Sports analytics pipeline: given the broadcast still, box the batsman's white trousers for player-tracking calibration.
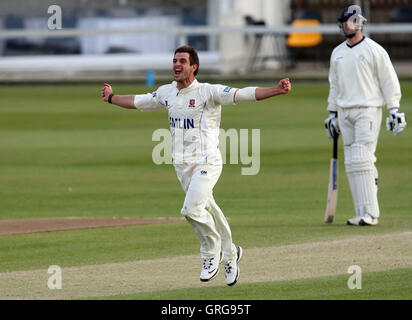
[174,151,237,264]
[338,107,382,218]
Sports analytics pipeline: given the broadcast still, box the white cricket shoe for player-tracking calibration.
[200,253,222,282]
[225,246,243,286]
[347,216,361,225]
[359,214,379,226]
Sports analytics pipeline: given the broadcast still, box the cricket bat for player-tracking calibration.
[324,135,338,223]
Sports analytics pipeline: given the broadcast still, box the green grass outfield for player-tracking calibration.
[0,81,411,300]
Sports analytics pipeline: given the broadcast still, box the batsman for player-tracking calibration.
[325,5,407,226]
[101,45,291,285]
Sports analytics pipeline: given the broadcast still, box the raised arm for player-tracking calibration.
[255,78,291,100]
[101,83,135,109]
[234,78,291,103]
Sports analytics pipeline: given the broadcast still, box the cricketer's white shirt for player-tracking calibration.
[327,37,401,112]
[133,79,237,164]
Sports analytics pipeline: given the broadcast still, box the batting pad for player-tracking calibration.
[345,144,380,218]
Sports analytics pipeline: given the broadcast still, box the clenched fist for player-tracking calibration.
[277,78,291,95]
[101,83,113,102]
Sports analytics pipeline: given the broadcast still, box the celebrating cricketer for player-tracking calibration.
[101,45,291,286]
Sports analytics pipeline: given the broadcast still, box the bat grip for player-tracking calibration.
[333,135,338,159]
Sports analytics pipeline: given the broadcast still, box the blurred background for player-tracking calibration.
[0,0,411,83]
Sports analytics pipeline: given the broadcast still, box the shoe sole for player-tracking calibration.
[227,246,242,286]
[236,246,243,263]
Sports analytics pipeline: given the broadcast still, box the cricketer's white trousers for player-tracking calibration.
[338,107,382,218]
[174,151,237,264]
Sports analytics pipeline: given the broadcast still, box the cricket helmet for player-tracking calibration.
[338,5,367,26]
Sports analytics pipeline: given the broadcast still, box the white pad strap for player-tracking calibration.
[347,144,374,173]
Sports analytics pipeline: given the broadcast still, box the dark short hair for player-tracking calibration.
[174,45,199,76]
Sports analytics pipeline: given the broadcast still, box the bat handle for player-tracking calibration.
[333,135,338,159]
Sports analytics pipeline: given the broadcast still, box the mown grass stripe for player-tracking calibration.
[0,231,410,300]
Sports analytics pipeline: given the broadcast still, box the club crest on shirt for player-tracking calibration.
[189,99,195,107]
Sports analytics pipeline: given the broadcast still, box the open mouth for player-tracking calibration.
[174,69,182,77]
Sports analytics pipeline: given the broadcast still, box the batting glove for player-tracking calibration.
[386,109,407,136]
[325,111,340,140]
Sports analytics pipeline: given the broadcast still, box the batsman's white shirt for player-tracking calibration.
[327,37,401,112]
[134,79,237,164]
[133,79,238,263]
